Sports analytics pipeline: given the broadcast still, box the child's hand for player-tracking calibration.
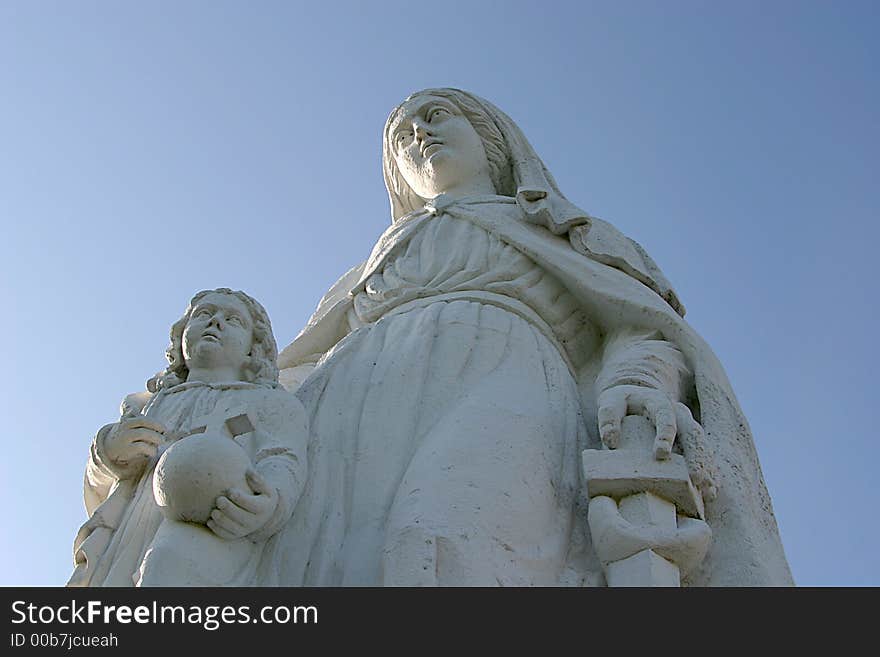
[207,469,279,541]
[104,417,166,478]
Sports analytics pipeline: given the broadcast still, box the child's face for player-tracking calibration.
[182,292,254,376]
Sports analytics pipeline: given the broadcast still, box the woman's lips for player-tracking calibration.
[423,142,443,157]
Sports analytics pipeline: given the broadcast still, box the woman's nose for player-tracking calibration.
[413,118,430,140]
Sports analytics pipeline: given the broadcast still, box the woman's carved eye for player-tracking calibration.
[428,108,449,122]
[396,131,412,147]
[228,315,243,326]
[195,310,211,319]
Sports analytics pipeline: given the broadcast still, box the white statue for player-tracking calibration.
[277,88,793,586]
[68,288,308,586]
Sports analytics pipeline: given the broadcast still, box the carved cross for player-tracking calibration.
[175,405,255,442]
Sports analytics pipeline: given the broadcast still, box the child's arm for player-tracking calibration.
[85,390,161,507]
[84,423,119,515]
[207,392,309,542]
[245,428,308,541]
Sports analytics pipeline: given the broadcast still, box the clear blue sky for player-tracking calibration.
[1,1,877,586]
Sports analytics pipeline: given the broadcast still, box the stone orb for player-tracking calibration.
[153,431,251,524]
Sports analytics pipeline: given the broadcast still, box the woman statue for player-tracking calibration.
[69,288,307,586]
[277,89,792,586]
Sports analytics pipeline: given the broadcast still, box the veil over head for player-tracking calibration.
[382,88,589,235]
[381,87,685,316]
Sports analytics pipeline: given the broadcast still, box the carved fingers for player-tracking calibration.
[207,502,250,541]
[674,402,719,502]
[104,418,167,477]
[597,385,677,459]
[587,495,712,577]
[244,469,274,497]
[119,417,166,436]
[597,387,627,449]
[207,469,279,541]
[597,387,719,501]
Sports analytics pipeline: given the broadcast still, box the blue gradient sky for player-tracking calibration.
[2,1,877,586]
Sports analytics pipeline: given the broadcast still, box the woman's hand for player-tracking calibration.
[103,417,166,479]
[598,384,677,459]
[587,495,712,576]
[208,469,279,541]
[597,384,718,501]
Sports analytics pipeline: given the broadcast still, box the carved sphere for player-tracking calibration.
[153,432,251,524]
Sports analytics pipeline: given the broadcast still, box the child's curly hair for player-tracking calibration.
[148,288,279,391]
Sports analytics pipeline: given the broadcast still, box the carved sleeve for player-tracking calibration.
[246,397,309,543]
[596,329,719,502]
[83,423,120,516]
[595,328,691,403]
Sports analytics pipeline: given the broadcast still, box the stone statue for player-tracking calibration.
[277,88,793,586]
[68,288,308,586]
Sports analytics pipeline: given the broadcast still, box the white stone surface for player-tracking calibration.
[68,88,793,586]
[275,88,793,586]
[582,450,705,520]
[68,289,308,587]
[583,415,705,520]
[153,430,252,524]
[606,549,680,587]
[584,415,711,585]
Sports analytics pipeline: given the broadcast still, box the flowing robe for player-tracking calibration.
[69,381,307,587]
[277,196,793,586]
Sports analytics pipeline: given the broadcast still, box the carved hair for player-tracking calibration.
[148,288,279,391]
[383,88,516,220]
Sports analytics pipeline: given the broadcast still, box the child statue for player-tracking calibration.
[68,288,307,586]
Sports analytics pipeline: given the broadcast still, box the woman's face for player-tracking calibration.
[388,95,492,199]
